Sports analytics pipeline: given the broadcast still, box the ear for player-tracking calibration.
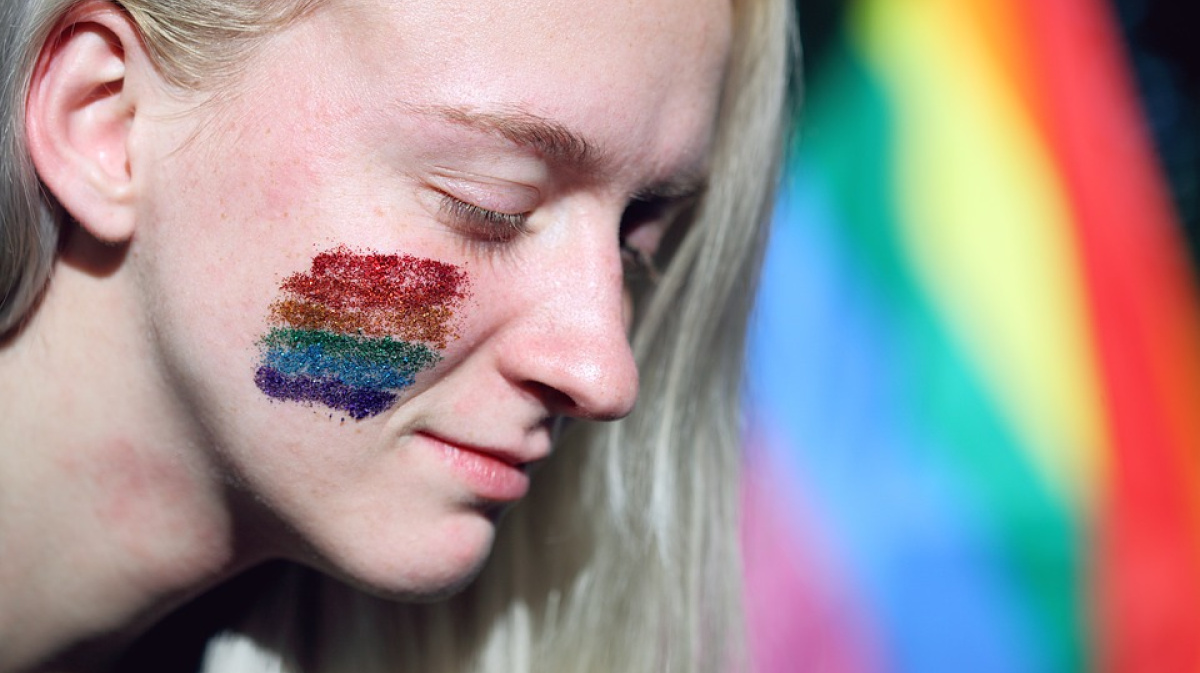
[25,2,154,243]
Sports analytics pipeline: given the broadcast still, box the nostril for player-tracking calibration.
[499,246,641,421]
[521,381,576,415]
[519,369,638,422]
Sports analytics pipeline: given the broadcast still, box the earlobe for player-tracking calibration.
[25,2,149,243]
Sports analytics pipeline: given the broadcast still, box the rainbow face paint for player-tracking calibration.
[254,246,469,419]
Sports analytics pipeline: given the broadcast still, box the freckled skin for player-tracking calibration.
[2,1,732,667]
[125,0,731,597]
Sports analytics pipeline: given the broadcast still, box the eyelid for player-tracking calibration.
[619,188,701,282]
[426,169,541,244]
[427,168,542,214]
[621,192,694,246]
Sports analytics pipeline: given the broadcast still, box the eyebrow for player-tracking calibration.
[417,105,602,171]
[414,104,709,201]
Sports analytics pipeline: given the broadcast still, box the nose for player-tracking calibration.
[495,230,640,421]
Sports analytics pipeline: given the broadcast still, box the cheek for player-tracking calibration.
[253,246,472,420]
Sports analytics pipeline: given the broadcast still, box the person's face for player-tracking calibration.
[133,0,731,596]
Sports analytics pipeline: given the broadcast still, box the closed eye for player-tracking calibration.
[619,193,695,281]
[437,194,531,243]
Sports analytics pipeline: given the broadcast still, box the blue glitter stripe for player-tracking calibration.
[261,344,420,390]
[254,366,397,420]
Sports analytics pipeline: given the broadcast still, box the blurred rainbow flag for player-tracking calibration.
[743,0,1200,671]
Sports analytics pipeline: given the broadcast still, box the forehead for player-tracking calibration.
[304,0,733,184]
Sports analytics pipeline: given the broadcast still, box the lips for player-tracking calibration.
[417,431,543,502]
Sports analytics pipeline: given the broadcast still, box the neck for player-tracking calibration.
[0,236,249,672]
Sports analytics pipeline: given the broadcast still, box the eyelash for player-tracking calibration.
[438,192,664,280]
[438,194,531,243]
[620,196,678,281]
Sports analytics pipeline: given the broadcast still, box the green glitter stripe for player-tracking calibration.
[259,327,442,369]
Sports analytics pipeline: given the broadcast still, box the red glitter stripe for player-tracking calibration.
[282,246,468,312]
[273,246,469,349]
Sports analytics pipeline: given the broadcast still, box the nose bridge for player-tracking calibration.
[508,219,639,421]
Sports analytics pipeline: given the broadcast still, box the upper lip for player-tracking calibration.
[416,430,551,467]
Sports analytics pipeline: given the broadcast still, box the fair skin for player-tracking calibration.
[0,0,731,670]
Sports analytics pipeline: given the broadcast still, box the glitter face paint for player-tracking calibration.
[254,246,469,419]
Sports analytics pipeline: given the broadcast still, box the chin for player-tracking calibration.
[315,511,500,603]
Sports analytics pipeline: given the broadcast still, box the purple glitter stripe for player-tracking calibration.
[254,366,397,420]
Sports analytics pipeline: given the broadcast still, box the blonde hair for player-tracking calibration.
[1,0,795,670]
[0,0,317,334]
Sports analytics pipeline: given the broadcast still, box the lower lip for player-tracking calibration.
[425,435,530,502]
